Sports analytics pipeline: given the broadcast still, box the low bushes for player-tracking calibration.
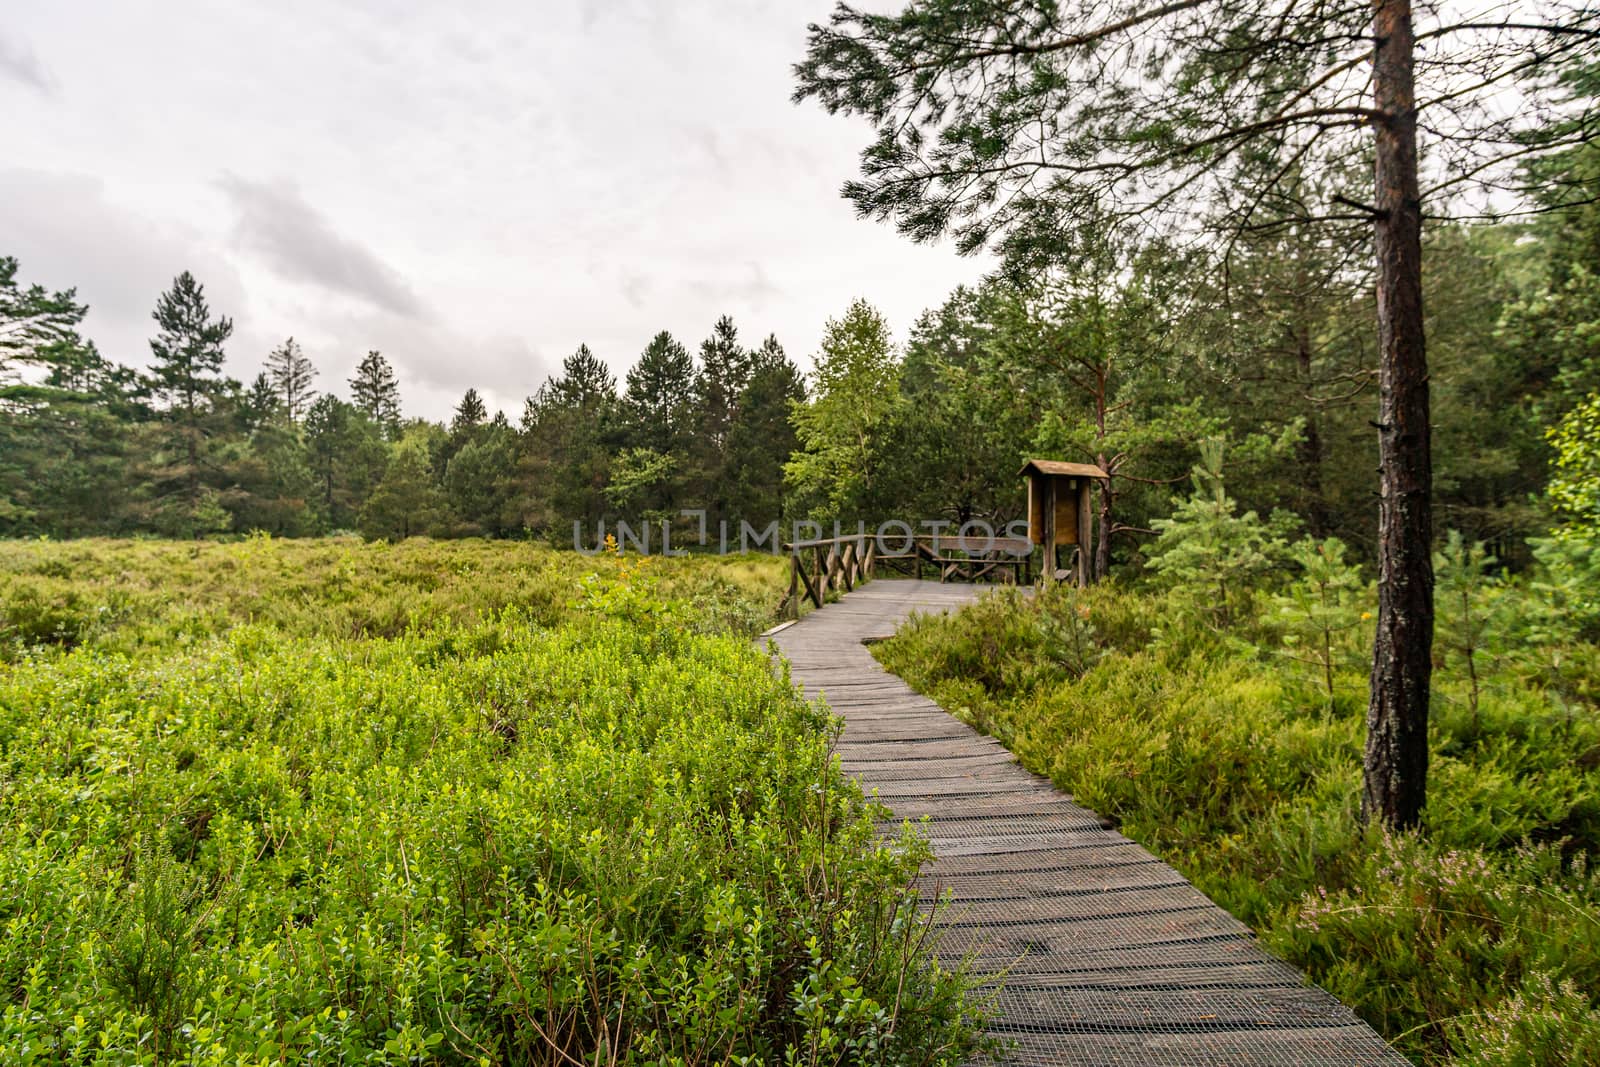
[875,571,1600,1065]
[0,537,788,658]
[0,540,987,1065]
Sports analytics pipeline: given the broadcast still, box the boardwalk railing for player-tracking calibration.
[781,533,1032,618]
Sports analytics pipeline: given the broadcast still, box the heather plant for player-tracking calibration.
[0,536,788,660]
[875,568,1600,1064]
[0,540,989,1064]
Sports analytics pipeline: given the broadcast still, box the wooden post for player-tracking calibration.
[1040,478,1057,586]
[787,551,800,619]
[1076,480,1093,587]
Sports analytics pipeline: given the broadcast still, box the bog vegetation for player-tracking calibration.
[5,4,1600,1064]
[875,445,1600,1065]
[0,539,989,1065]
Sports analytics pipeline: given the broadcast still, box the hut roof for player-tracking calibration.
[1018,458,1109,480]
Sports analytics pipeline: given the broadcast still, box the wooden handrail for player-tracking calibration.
[779,532,1031,619]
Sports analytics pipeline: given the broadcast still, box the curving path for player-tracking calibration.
[767,579,1409,1067]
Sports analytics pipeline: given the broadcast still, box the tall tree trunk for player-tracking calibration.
[1364,0,1433,830]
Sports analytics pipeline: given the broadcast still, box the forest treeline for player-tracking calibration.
[1,172,1596,563]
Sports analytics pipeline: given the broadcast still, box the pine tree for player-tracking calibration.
[794,0,1597,830]
[451,388,488,434]
[0,257,125,532]
[242,372,282,430]
[549,345,616,408]
[444,414,518,536]
[517,345,618,530]
[695,316,749,450]
[1146,439,1295,630]
[361,426,443,539]
[727,334,805,521]
[0,255,86,382]
[693,316,750,526]
[146,271,236,538]
[303,394,388,531]
[264,337,317,423]
[349,350,402,435]
[624,331,694,451]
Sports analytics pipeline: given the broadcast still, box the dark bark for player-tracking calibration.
[1094,462,1113,580]
[1364,0,1433,830]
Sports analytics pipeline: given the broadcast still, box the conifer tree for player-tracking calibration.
[624,331,695,451]
[146,271,236,537]
[264,337,317,423]
[518,345,618,530]
[795,0,1598,828]
[693,316,750,526]
[243,372,282,430]
[0,255,85,381]
[451,388,488,435]
[349,350,402,435]
[361,426,443,539]
[727,334,805,521]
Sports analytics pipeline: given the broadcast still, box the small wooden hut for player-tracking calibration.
[1019,459,1107,587]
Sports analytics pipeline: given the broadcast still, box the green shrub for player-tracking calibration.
[0,541,988,1064]
[876,570,1600,1065]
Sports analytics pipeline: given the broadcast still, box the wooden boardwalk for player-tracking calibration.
[769,580,1408,1067]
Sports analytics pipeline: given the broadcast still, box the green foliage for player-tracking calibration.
[1547,392,1600,535]
[1270,537,1369,712]
[1433,531,1507,731]
[264,336,317,422]
[0,538,791,660]
[1527,532,1600,644]
[349,349,403,437]
[1145,439,1295,628]
[0,542,987,1064]
[874,566,1600,1064]
[361,426,444,540]
[786,299,901,521]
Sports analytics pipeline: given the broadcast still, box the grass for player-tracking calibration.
[874,578,1600,1066]
[0,537,990,1065]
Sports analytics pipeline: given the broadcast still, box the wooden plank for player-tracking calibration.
[767,580,1405,1066]
[1000,1027,1404,1067]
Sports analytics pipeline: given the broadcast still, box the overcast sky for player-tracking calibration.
[2,1,989,420]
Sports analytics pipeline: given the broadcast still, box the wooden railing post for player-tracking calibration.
[787,550,800,619]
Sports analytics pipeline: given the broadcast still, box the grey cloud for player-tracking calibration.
[687,261,780,305]
[218,175,422,317]
[0,168,248,366]
[301,302,548,416]
[0,33,55,94]
[620,272,651,309]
